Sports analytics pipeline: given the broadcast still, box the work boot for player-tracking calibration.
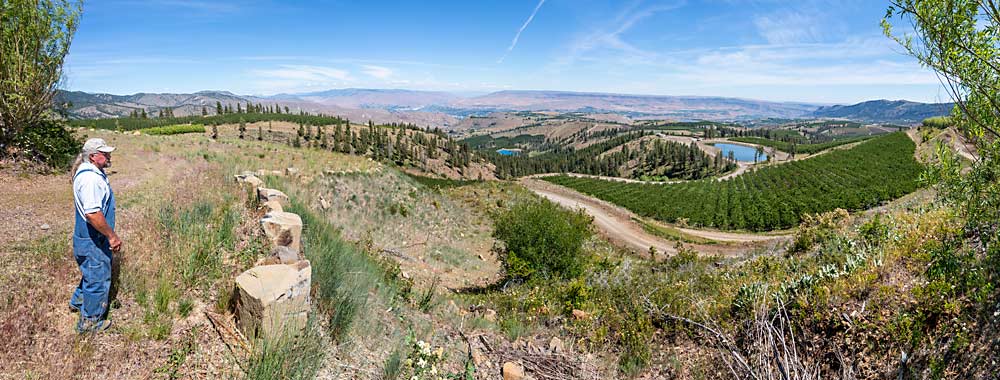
[76,319,112,334]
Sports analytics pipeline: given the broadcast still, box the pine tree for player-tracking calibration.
[202,106,208,116]
[141,109,147,118]
[216,101,223,115]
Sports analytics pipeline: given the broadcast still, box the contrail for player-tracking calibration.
[498,0,546,63]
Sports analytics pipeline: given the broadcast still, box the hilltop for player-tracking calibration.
[810,99,953,123]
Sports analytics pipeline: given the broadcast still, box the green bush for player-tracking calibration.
[11,119,79,169]
[922,116,952,129]
[493,199,592,279]
[139,124,205,135]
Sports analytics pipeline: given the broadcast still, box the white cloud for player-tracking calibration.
[251,65,351,82]
[361,65,393,79]
[498,0,547,63]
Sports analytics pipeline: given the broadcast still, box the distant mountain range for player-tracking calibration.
[56,88,953,126]
[810,99,953,123]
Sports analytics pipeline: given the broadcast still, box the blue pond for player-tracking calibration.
[497,149,521,156]
[712,143,767,162]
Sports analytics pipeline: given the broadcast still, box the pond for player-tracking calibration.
[497,148,521,156]
[712,143,767,162]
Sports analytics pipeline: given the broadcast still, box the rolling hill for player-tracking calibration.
[810,99,953,123]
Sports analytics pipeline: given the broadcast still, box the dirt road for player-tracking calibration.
[519,179,789,257]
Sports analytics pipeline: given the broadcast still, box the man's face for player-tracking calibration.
[90,151,111,168]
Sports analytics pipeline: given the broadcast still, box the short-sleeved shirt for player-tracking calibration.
[73,162,111,217]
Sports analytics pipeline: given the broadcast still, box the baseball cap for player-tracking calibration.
[83,138,116,153]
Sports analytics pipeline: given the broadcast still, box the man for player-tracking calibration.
[69,138,122,333]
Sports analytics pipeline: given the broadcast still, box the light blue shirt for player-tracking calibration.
[73,162,111,217]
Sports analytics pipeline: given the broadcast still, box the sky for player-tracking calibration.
[64,0,950,104]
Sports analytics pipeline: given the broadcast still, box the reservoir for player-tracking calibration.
[497,148,521,156]
[712,143,767,162]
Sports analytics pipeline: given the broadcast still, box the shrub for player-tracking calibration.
[922,116,952,129]
[139,124,205,135]
[10,119,79,169]
[493,199,592,280]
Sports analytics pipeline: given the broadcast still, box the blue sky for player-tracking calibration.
[64,0,949,104]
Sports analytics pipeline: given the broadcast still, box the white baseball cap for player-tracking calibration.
[83,138,116,153]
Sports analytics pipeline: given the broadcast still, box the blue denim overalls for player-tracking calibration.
[69,167,116,324]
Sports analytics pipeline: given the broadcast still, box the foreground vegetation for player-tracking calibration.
[544,133,923,231]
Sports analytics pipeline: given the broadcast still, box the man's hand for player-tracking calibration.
[84,211,121,252]
[109,233,123,253]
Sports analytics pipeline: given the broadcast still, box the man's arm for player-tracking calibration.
[84,211,122,252]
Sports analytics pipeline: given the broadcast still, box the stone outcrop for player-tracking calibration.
[263,199,283,213]
[234,260,311,340]
[258,187,289,205]
[233,169,313,341]
[260,211,302,253]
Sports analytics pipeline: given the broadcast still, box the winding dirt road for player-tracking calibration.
[519,179,789,258]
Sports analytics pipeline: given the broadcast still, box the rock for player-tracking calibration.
[319,197,330,210]
[258,188,289,205]
[273,246,302,264]
[234,261,311,340]
[285,167,300,176]
[244,176,264,188]
[401,271,411,280]
[502,362,525,380]
[263,199,284,213]
[471,348,487,366]
[571,309,589,320]
[477,254,485,261]
[548,336,564,353]
[40,223,50,231]
[483,308,497,322]
[260,211,302,253]
[131,131,141,135]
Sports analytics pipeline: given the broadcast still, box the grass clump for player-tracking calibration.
[243,324,325,380]
[284,198,409,342]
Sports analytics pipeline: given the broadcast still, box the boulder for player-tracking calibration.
[548,336,564,353]
[571,309,589,320]
[244,176,264,188]
[258,188,289,205]
[260,211,302,253]
[502,362,525,380]
[319,197,330,210]
[483,308,497,322]
[254,246,304,266]
[235,261,311,339]
[285,167,300,176]
[263,199,284,213]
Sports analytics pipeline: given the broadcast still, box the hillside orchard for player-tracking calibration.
[543,133,923,231]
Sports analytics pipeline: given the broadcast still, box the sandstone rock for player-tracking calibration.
[484,308,497,322]
[273,246,302,264]
[235,261,311,340]
[572,309,589,320]
[548,336,564,353]
[40,223,50,231]
[260,211,302,253]
[285,167,300,176]
[258,188,289,205]
[244,176,264,188]
[319,197,330,210]
[263,199,283,213]
[502,362,525,380]
[471,348,487,366]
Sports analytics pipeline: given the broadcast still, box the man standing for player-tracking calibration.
[69,138,122,333]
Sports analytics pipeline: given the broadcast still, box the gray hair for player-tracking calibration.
[69,147,99,179]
